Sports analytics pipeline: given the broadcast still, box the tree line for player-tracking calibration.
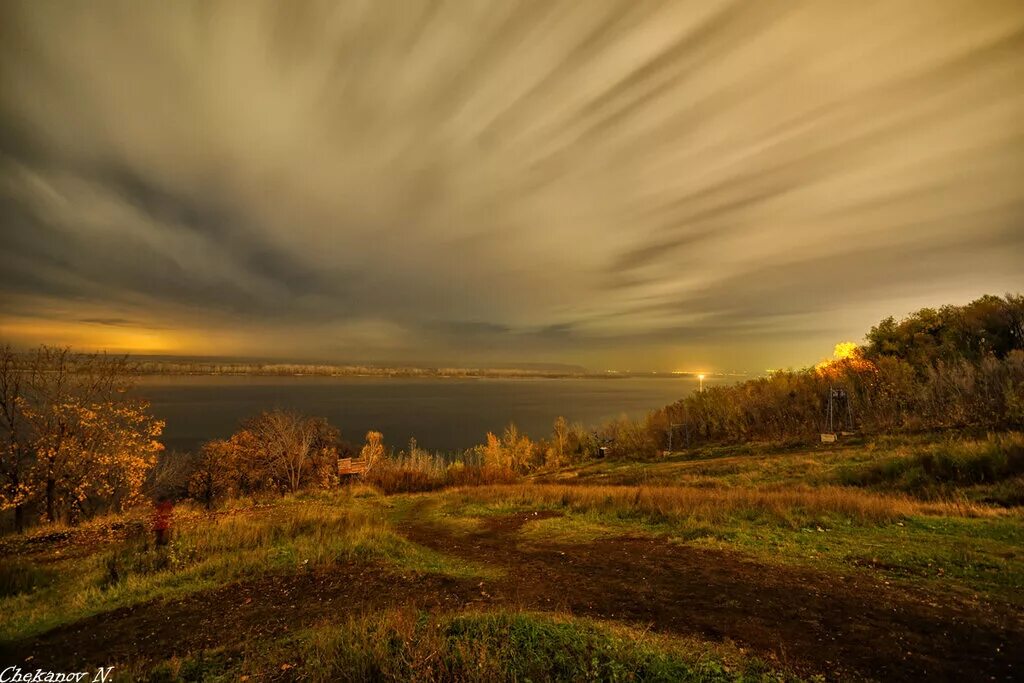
[649,294,1024,449]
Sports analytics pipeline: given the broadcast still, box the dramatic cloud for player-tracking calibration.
[1,1,1022,371]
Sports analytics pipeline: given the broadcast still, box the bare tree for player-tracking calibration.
[242,410,339,493]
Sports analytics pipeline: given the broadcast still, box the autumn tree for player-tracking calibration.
[478,431,506,469]
[0,345,164,526]
[501,423,536,473]
[545,416,570,469]
[187,438,240,509]
[236,410,340,494]
[59,398,164,521]
[360,430,386,472]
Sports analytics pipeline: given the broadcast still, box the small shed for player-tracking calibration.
[338,457,368,478]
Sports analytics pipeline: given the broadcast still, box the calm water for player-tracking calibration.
[134,375,708,453]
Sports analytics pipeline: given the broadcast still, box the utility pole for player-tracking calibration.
[668,422,687,452]
[828,386,834,433]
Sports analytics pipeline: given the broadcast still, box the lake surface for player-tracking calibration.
[134,375,709,453]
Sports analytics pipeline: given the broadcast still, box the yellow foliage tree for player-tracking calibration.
[1,346,165,525]
[480,431,506,469]
[501,423,535,473]
[360,430,386,473]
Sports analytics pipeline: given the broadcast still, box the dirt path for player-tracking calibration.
[398,508,1024,681]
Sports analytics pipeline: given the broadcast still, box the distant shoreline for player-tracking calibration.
[130,361,726,380]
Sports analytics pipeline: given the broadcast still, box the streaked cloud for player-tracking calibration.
[1,1,1022,370]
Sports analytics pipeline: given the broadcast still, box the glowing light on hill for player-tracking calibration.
[832,342,859,361]
[815,341,876,377]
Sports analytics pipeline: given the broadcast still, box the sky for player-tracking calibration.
[1,1,1022,373]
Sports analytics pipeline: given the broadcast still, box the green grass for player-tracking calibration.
[684,514,1024,605]
[381,440,1024,606]
[0,491,494,643]
[837,433,1024,503]
[139,610,801,682]
[542,433,1024,499]
[518,513,648,544]
[412,483,1024,607]
[0,558,55,598]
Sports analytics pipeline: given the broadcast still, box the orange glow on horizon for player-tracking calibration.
[0,317,185,354]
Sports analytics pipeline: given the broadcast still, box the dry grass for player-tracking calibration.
[445,483,1002,527]
[365,454,517,494]
[0,491,495,643]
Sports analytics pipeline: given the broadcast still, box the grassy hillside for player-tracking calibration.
[540,433,1024,503]
[2,435,1023,681]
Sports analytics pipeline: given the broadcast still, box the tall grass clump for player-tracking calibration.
[0,558,53,597]
[838,433,1024,500]
[365,451,448,493]
[365,453,517,494]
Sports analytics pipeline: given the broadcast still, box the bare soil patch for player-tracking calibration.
[1,562,480,670]
[400,509,1024,681]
